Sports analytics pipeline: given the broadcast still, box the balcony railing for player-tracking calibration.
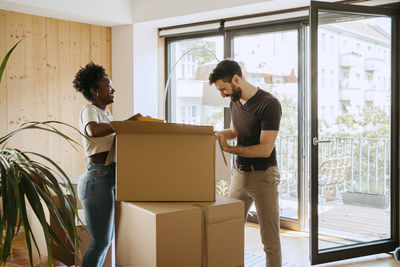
[276,135,390,197]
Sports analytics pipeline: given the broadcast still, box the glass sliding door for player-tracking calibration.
[310,1,398,264]
[230,25,302,229]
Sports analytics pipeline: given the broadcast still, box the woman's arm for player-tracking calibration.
[86,113,142,137]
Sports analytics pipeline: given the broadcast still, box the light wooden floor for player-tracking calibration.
[280,198,390,244]
[245,223,398,267]
[6,224,399,266]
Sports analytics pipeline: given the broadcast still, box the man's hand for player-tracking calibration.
[216,132,230,152]
[127,113,142,121]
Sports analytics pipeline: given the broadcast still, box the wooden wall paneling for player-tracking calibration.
[57,20,72,173]
[32,15,48,157]
[22,12,34,150]
[102,27,113,113]
[102,27,111,77]
[70,21,86,176]
[0,10,112,177]
[5,11,32,149]
[90,25,101,67]
[0,10,7,137]
[75,23,91,175]
[45,17,60,168]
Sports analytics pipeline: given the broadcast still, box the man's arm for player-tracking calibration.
[217,121,238,141]
[217,130,278,158]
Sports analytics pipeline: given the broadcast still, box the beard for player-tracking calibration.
[230,84,242,102]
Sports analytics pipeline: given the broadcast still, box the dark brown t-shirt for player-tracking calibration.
[231,88,282,168]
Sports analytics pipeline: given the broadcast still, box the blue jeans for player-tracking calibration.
[78,163,115,267]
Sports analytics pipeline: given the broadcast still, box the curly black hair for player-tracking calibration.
[209,59,242,85]
[73,62,106,101]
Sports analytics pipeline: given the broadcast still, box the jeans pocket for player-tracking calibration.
[264,166,280,185]
[77,178,88,201]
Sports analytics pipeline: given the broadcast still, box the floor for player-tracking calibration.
[279,198,390,244]
[5,224,399,266]
[245,223,398,267]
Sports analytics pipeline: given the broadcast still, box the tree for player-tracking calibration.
[178,40,218,65]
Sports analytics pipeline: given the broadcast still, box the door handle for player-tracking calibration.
[313,137,331,146]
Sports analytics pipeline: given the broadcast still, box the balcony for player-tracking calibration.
[277,135,391,243]
[339,52,363,67]
[339,88,359,101]
[364,89,388,103]
[364,58,384,71]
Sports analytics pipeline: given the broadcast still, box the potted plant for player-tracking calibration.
[0,40,80,266]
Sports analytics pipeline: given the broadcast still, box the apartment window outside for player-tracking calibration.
[167,36,224,130]
[330,35,334,53]
[232,29,299,221]
[321,68,326,88]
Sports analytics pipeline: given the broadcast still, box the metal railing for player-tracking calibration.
[276,135,390,196]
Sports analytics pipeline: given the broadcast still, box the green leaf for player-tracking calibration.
[0,39,22,84]
[0,37,82,266]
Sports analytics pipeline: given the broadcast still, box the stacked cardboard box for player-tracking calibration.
[115,197,244,267]
[111,121,216,202]
[115,202,202,267]
[192,196,244,267]
[112,121,245,267]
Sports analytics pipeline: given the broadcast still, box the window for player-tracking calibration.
[167,36,225,130]
[341,100,351,113]
[321,68,326,88]
[366,71,373,82]
[164,13,395,259]
[342,68,349,79]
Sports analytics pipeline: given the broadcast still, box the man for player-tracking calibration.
[209,59,282,267]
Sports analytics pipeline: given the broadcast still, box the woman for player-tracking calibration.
[73,62,138,267]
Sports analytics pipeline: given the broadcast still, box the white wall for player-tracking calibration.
[132,23,160,118]
[0,0,133,26]
[112,25,134,120]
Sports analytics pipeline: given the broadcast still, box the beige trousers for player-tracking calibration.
[229,165,282,267]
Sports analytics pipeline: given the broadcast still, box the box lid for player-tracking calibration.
[124,202,201,215]
[191,196,244,224]
[110,121,213,135]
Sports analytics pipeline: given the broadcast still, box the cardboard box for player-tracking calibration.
[115,201,202,267]
[111,121,215,201]
[74,225,113,267]
[191,196,245,267]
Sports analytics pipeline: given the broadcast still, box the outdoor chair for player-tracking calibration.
[318,157,351,216]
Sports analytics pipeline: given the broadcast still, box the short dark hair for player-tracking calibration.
[209,59,242,85]
[73,62,106,101]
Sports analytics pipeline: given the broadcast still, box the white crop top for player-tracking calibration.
[79,104,115,157]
